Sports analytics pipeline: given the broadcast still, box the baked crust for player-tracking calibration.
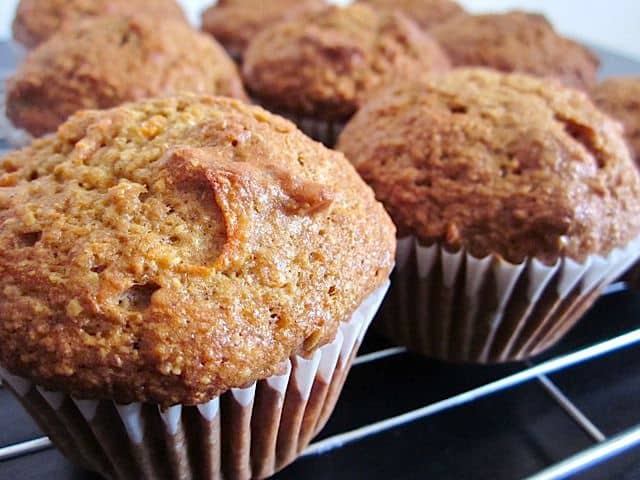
[591,77,640,166]
[431,11,599,90]
[12,0,186,49]
[242,4,450,121]
[7,16,247,138]
[359,0,465,30]
[0,95,395,406]
[201,0,328,60]
[338,69,640,264]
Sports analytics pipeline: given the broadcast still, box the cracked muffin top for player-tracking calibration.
[201,0,328,61]
[591,77,640,166]
[12,0,186,48]
[359,0,465,30]
[6,16,247,138]
[242,4,451,121]
[337,69,640,265]
[431,11,599,90]
[0,95,395,406]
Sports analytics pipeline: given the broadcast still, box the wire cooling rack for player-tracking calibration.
[1,46,640,480]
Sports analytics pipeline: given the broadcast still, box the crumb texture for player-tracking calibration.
[338,69,640,264]
[242,4,450,120]
[12,0,186,48]
[431,11,599,90]
[0,95,395,406]
[592,77,640,166]
[201,0,328,60]
[7,16,246,137]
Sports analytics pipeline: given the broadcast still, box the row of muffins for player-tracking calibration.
[2,1,640,479]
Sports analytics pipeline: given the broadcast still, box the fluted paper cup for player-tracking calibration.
[0,282,389,480]
[378,237,640,363]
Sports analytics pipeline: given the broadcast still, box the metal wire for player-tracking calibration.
[303,328,640,457]
[526,424,640,480]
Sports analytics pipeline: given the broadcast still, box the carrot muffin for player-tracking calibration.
[242,3,451,146]
[431,11,599,90]
[591,77,640,165]
[12,0,186,49]
[5,16,246,139]
[359,0,466,30]
[201,0,328,62]
[0,94,395,479]
[338,68,640,363]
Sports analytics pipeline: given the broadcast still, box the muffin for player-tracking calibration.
[201,0,328,62]
[338,68,640,363]
[12,0,186,49]
[4,16,246,142]
[359,0,465,30]
[242,4,451,146]
[431,11,599,90]
[591,77,640,165]
[0,94,395,479]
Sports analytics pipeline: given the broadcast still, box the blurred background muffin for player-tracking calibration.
[12,0,186,49]
[338,68,640,363]
[242,3,450,146]
[358,0,466,30]
[201,0,328,62]
[5,15,246,139]
[591,77,640,166]
[431,11,599,90]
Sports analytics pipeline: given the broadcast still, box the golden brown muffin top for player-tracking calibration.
[201,0,328,61]
[0,95,395,406]
[338,69,640,265]
[242,4,451,121]
[431,11,599,90]
[6,16,246,138]
[12,0,186,49]
[591,77,640,166]
[359,0,465,30]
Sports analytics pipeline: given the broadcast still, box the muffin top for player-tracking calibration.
[12,0,186,49]
[242,4,451,121]
[7,16,246,138]
[338,69,640,265]
[431,11,599,90]
[591,77,640,165]
[359,0,465,30]
[0,95,395,406]
[201,0,328,61]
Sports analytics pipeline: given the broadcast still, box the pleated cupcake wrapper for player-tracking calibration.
[0,281,388,480]
[378,237,640,363]
[280,113,344,148]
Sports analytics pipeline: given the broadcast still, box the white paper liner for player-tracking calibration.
[0,281,388,480]
[378,236,640,363]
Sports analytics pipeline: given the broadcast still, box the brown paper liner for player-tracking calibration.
[0,282,388,480]
[377,238,640,364]
[270,111,344,148]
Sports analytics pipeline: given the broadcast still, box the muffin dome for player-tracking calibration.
[6,16,246,138]
[592,77,640,165]
[201,0,328,61]
[338,69,640,265]
[431,11,599,90]
[242,4,451,122]
[359,0,465,30]
[0,95,395,406]
[12,0,186,48]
